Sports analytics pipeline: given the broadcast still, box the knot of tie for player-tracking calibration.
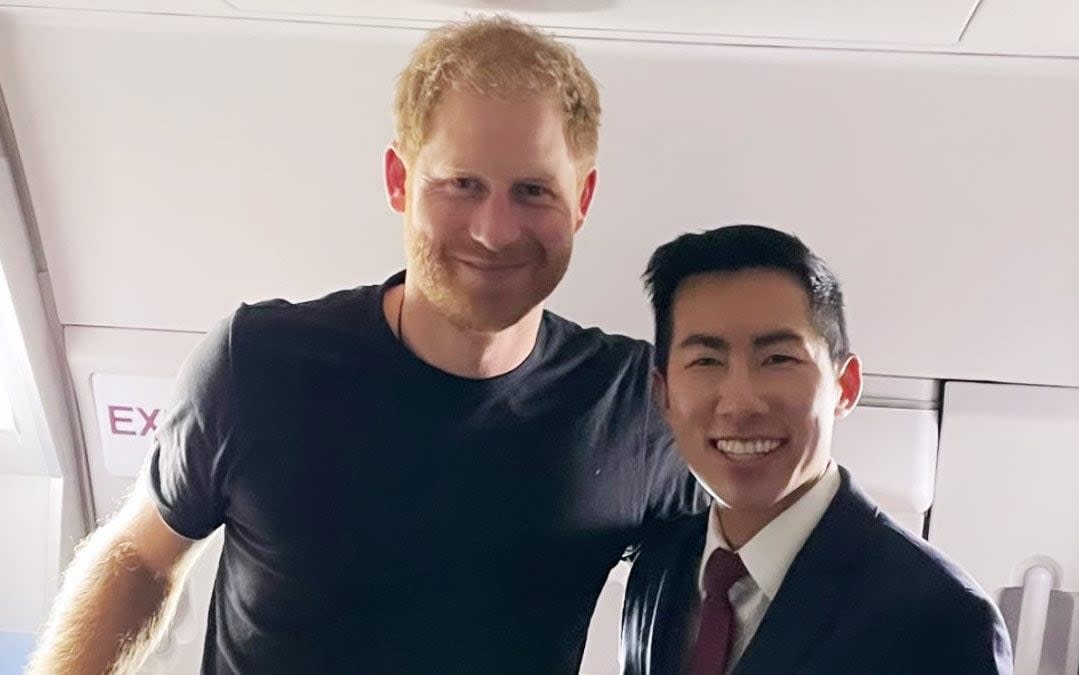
[702,548,748,599]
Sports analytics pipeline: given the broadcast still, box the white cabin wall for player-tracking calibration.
[0,9,1075,389]
[0,474,53,634]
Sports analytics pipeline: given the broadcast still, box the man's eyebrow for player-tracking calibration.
[677,334,729,351]
[676,331,807,350]
[753,330,805,348]
[427,165,478,176]
[517,174,557,184]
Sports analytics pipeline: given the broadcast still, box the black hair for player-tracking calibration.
[643,224,850,373]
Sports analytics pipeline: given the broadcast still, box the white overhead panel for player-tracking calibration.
[227,0,984,46]
[0,0,227,11]
[5,0,1079,57]
[960,0,1079,56]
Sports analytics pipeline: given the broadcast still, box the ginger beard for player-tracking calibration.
[402,197,574,333]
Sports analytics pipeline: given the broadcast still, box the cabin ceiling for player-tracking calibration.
[224,0,983,46]
[0,0,1078,56]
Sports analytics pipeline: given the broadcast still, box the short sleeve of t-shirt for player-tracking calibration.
[638,345,710,525]
[147,312,242,540]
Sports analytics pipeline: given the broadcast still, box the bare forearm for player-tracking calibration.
[26,535,177,675]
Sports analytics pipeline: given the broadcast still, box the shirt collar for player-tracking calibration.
[700,461,841,601]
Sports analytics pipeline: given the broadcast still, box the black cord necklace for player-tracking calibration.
[396,292,405,344]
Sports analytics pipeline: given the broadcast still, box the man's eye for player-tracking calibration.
[453,178,479,191]
[514,183,549,199]
[689,357,723,368]
[763,354,797,365]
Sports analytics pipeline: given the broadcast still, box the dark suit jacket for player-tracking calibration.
[621,466,1013,674]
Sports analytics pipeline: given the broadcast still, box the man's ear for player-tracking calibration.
[384,145,408,214]
[834,353,863,419]
[651,367,670,411]
[573,167,598,233]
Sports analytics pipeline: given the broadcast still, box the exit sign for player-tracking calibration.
[91,373,174,478]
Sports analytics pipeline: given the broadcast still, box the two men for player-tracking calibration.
[29,15,1012,675]
[30,17,700,675]
[622,225,1013,674]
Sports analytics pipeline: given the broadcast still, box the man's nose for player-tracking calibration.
[470,192,523,252]
[714,364,769,418]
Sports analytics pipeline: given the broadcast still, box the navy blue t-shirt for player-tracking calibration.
[149,273,702,674]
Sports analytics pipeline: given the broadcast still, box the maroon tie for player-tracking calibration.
[687,548,748,675]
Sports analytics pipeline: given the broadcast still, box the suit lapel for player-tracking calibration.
[731,467,880,675]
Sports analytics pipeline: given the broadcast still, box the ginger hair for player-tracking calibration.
[393,15,601,169]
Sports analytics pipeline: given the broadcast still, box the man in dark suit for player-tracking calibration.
[621,225,1013,675]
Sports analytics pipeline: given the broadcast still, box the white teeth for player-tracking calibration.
[714,439,783,456]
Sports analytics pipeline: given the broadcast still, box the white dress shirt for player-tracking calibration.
[695,461,841,674]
